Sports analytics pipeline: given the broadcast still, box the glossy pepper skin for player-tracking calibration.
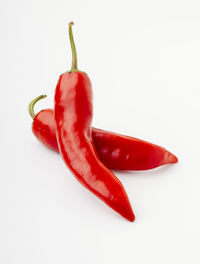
[30,102,178,170]
[53,23,135,221]
[54,71,134,221]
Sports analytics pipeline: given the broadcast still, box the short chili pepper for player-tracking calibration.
[29,96,178,170]
[53,22,135,221]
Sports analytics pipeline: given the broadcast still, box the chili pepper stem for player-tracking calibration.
[68,22,78,71]
[28,95,47,120]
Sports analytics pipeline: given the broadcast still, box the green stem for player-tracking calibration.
[28,94,47,119]
[68,22,78,71]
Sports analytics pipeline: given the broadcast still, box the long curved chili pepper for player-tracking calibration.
[29,96,178,170]
[53,22,135,221]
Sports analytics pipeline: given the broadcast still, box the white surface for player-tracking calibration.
[1,0,200,263]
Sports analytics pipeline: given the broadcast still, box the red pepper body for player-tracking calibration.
[54,72,135,221]
[93,129,178,170]
[32,110,178,170]
[32,109,59,152]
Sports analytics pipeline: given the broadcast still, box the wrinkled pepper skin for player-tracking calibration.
[54,71,135,221]
[32,109,178,170]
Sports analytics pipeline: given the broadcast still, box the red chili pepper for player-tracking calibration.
[29,96,178,170]
[53,22,135,221]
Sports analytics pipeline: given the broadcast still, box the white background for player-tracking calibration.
[1,0,200,263]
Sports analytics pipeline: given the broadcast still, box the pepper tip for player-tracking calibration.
[128,214,135,222]
[168,153,178,163]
